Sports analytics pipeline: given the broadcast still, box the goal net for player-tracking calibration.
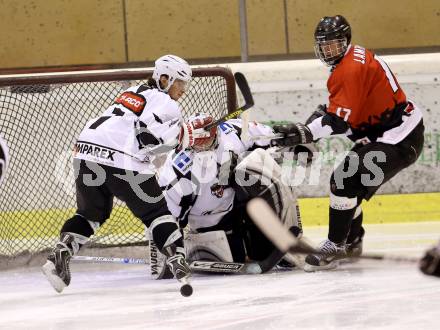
[0,67,237,261]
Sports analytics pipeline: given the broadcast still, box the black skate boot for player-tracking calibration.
[42,233,75,293]
[346,227,365,259]
[163,245,192,283]
[304,239,346,272]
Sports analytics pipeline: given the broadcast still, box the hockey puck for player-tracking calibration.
[180,284,193,297]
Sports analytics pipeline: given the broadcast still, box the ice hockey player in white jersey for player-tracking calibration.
[0,134,9,186]
[42,55,200,293]
[158,113,304,273]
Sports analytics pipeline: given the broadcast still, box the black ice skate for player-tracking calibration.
[42,233,75,293]
[164,246,192,283]
[304,239,346,272]
[346,227,365,259]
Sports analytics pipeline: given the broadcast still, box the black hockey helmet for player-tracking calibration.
[314,15,351,66]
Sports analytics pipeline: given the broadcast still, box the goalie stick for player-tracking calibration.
[246,198,420,264]
[204,72,254,130]
[71,256,263,274]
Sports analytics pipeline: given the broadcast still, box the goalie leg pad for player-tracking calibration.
[184,230,234,263]
[149,239,174,280]
[234,148,302,231]
[148,214,184,280]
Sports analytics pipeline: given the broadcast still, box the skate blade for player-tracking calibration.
[303,260,339,272]
[41,261,66,293]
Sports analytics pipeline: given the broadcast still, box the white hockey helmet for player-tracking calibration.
[153,55,192,92]
[187,113,217,152]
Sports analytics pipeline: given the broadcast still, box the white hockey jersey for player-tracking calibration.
[74,83,182,172]
[158,119,274,231]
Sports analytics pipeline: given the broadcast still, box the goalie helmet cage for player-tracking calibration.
[0,67,237,262]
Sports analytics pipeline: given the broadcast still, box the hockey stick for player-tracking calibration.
[204,72,254,130]
[246,133,284,142]
[71,256,263,274]
[72,256,148,264]
[246,198,420,264]
[72,256,192,296]
[189,260,263,274]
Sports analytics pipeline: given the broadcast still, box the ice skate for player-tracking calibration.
[346,227,365,259]
[42,233,75,293]
[166,248,192,283]
[304,239,346,272]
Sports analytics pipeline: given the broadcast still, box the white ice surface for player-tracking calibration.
[2,222,440,330]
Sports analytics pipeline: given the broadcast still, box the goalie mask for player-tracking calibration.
[314,15,351,66]
[187,113,218,152]
[0,135,9,186]
[153,54,192,93]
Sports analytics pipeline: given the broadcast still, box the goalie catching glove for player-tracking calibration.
[272,122,313,147]
[179,114,217,151]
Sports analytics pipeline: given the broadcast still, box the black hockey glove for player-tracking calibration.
[217,151,239,186]
[305,104,327,125]
[272,123,313,147]
[419,245,440,277]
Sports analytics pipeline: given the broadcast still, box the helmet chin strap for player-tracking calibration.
[157,77,175,93]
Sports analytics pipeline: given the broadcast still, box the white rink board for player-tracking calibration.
[1,222,440,330]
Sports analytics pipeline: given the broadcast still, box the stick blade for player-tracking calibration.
[234,72,254,109]
[246,198,297,253]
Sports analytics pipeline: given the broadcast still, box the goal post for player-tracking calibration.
[0,67,237,263]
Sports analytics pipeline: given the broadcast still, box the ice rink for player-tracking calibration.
[2,222,440,330]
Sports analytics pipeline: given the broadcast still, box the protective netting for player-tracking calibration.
[0,68,236,258]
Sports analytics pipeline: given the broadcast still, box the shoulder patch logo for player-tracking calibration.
[115,92,146,115]
[172,150,192,175]
[219,122,236,135]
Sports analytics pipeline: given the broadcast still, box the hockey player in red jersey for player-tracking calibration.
[273,15,425,271]
[42,55,204,293]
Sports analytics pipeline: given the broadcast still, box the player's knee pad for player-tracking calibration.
[234,148,302,231]
[330,167,366,201]
[149,214,182,251]
[139,202,171,227]
[61,214,95,238]
[184,230,236,263]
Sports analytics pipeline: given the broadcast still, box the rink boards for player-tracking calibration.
[1,191,439,242]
